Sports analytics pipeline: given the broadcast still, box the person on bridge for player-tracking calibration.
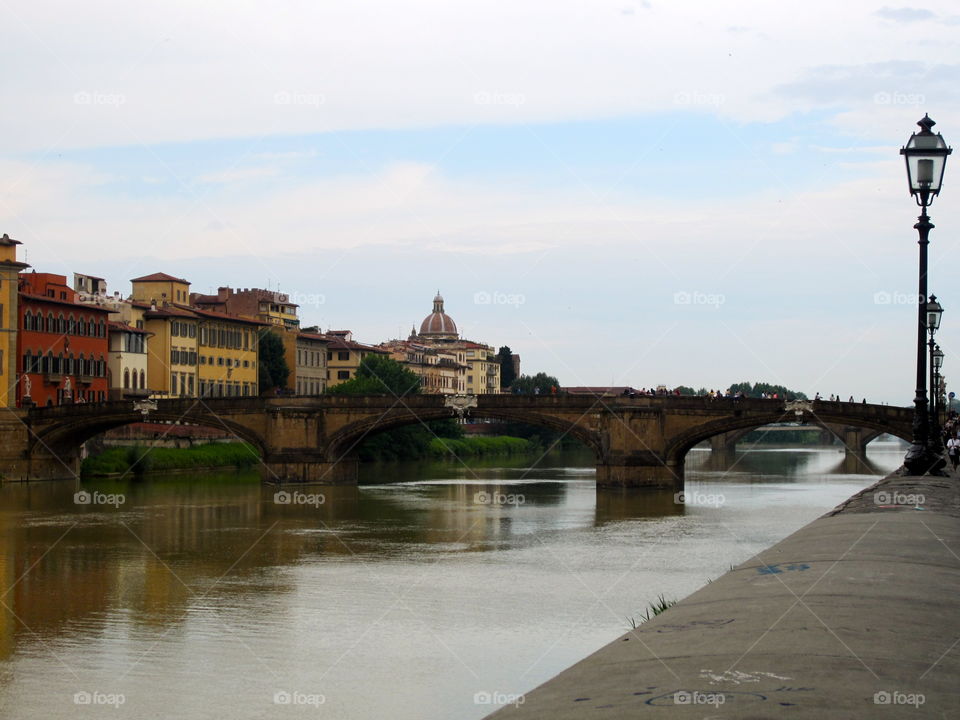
[947,435,960,471]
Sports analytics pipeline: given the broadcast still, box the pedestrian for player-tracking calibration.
[948,435,960,470]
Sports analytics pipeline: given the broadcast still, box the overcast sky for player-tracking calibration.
[3,0,960,402]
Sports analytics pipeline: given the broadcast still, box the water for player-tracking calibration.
[0,444,903,719]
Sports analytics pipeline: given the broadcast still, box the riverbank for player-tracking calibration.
[486,471,960,718]
[81,442,259,476]
[428,435,538,458]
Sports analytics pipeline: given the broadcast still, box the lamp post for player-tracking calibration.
[932,343,944,428]
[926,296,943,448]
[901,115,951,475]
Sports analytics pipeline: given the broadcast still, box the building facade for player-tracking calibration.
[463,341,501,395]
[0,235,28,407]
[324,330,389,388]
[194,307,261,398]
[17,272,111,406]
[192,287,299,331]
[107,322,150,400]
[295,331,328,395]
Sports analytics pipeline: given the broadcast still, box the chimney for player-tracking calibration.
[217,286,231,301]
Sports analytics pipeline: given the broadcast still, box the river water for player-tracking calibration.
[0,443,903,719]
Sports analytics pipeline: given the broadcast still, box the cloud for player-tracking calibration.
[874,6,937,22]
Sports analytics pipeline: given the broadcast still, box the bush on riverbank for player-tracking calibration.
[428,435,539,458]
[81,442,260,477]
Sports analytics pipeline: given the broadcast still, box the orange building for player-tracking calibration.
[17,272,111,406]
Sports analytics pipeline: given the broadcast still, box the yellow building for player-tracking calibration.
[0,234,29,407]
[194,307,262,397]
[134,301,199,398]
[463,341,501,395]
[130,273,261,399]
[324,330,389,388]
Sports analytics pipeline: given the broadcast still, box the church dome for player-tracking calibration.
[419,292,458,338]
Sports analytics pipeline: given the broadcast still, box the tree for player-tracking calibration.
[258,329,289,393]
[496,346,516,389]
[327,354,421,396]
[510,372,561,395]
[726,381,807,400]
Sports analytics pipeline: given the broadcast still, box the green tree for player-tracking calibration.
[510,372,561,395]
[726,381,807,400]
[496,346,516,389]
[327,354,422,396]
[258,329,289,393]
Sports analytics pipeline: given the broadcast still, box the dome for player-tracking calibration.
[418,292,458,338]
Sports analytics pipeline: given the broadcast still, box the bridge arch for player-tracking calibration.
[322,404,603,461]
[26,399,269,465]
[665,408,911,469]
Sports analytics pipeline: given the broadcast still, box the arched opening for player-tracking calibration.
[29,408,267,481]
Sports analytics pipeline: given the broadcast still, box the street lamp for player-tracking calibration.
[927,296,944,442]
[933,343,944,427]
[901,115,951,475]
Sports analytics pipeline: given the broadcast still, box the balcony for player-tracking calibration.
[43,372,63,384]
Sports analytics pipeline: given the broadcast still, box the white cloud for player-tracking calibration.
[2,0,960,151]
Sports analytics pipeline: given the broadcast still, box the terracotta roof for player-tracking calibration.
[297,332,330,343]
[19,292,112,313]
[108,321,149,334]
[130,272,190,284]
[189,305,266,326]
[323,334,388,353]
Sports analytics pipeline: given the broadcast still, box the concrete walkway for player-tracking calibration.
[486,473,960,718]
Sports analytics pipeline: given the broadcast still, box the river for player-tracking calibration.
[0,443,903,719]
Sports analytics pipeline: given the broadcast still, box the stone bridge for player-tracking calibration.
[0,395,913,488]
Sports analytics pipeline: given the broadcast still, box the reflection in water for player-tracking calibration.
[0,446,901,719]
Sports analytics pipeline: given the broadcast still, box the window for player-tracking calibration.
[68,315,76,335]
[171,373,177,394]
[170,349,177,365]
[338,351,349,361]
[124,369,130,389]
[23,311,32,330]
[217,357,224,366]
[140,370,145,389]
[201,327,208,345]
[188,324,196,338]
[188,351,196,365]
[172,321,179,337]
[200,356,206,365]
[188,375,194,396]
[337,370,350,380]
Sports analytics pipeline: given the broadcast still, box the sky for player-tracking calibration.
[2,0,960,404]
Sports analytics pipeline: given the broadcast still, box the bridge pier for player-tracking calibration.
[263,457,358,485]
[596,460,682,490]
